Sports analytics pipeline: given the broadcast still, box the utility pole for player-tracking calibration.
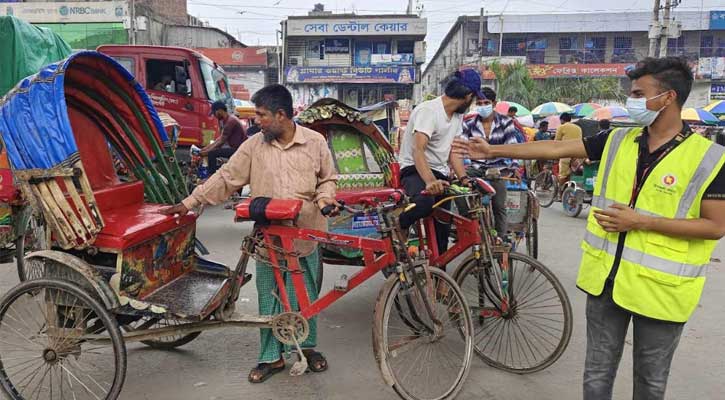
[648,0,661,57]
[129,0,136,45]
[658,0,673,57]
[478,8,485,59]
[406,0,414,14]
[498,15,504,58]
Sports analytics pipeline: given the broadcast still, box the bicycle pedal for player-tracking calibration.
[334,274,349,292]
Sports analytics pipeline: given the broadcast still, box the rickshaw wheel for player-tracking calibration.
[533,171,557,208]
[15,214,48,282]
[0,279,127,400]
[561,187,582,218]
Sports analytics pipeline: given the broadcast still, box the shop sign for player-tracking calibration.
[324,39,350,54]
[711,83,725,101]
[286,66,415,84]
[527,63,632,78]
[710,11,725,30]
[371,54,414,65]
[287,17,427,36]
[0,1,126,23]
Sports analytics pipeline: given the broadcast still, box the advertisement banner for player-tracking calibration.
[286,66,415,84]
[371,53,414,65]
[711,83,725,101]
[697,57,725,80]
[527,63,632,78]
[287,17,427,37]
[324,39,350,54]
[710,11,725,30]
[0,1,127,23]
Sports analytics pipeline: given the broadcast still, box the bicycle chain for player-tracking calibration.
[242,235,307,274]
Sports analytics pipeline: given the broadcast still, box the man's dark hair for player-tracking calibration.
[211,100,227,113]
[560,112,573,122]
[598,119,611,130]
[508,106,518,114]
[251,84,294,118]
[481,87,496,102]
[443,76,473,99]
[626,57,693,108]
[539,120,549,128]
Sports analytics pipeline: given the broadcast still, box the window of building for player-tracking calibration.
[526,38,547,64]
[558,36,579,63]
[372,40,391,54]
[667,36,685,56]
[306,40,324,60]
[501,37,526,56]
[612,36,635,63]
[700,35,713,58]
[396,40,415,54]
[325,39,350,54]
[145,59,191,95]
[584,37,606,63]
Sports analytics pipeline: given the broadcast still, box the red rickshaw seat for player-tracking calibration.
[235,198,303,222]
[93,181,196,249]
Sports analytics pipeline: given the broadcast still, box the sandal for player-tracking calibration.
[302,350,328,373]
[248,360,285,383]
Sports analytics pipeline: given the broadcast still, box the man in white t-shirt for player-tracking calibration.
[398,69,484,254]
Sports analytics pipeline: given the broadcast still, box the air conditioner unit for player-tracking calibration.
[289,57,301,66]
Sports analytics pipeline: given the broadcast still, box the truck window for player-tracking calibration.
[111,56,135,74]
[145,59,191,95]
[199,60,232,103]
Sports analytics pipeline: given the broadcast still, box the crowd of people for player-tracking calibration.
[159,55,725,400]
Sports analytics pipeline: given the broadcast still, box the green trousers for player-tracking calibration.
[256,249,320,363]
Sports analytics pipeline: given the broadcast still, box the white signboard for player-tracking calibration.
[0,1,127,23]
[287,17,427,37]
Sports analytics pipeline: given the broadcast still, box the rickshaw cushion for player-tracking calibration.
[335,187,398,205]
[94,181,145,212]
[235,198,303,222]
[94,203,196,249]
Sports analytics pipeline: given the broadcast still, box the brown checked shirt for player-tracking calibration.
[182,124,337,256]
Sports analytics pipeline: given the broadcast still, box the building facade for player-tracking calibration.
[420,11,725,107]
[282,12,427,108]
[0,1,244,50]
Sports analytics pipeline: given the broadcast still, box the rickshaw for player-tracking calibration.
[0,52,475,400]
[561,161,599,218]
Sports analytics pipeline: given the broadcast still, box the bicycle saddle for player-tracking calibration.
[471,177,497,195]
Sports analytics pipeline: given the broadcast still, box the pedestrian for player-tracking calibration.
[598,118,611,134]
[555,112,583,183]
[202,100,247,175]
[452,86,520,242]
[535,120,552,141]
[506,105,527,142]
[452,56,725,400]
[397,69,482,254]
[160,84,340,383]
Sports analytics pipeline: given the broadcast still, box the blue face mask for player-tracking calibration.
[476,104,493,118]
[625,92,668,126]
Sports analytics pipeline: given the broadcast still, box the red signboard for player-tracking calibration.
[194,47,268,67]
[459,63,631,80]
[527,63,631,78]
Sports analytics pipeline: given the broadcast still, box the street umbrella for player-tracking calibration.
[573,102,603,117]
[516,114,535,128]
[681,108,720,125]
[703,100,725,116]
[589,106,631,121]
[531,102,573,117]
[544,115,561,131]
[495,101,531,117]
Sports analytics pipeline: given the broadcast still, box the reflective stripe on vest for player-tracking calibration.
[583,231,708,278]
[675,143,725,218]
[595,128,630,200]
[591,195,663,218]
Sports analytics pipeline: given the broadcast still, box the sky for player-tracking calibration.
[187,0,721,61]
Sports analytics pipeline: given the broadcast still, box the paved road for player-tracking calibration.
[1,204,723,400]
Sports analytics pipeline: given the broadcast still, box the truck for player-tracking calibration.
[97,45,235,151]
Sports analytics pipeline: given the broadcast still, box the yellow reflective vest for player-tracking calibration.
[577,127,725,322]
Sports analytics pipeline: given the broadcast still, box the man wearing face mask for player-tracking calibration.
[397,69,482,254]
[451,86,522,242]
[453,57,725,399]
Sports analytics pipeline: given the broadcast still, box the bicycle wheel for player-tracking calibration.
[533,171,557,208]
[454,252,572,374]
[373,268,474,400]
[15,213,48,282]
[561,187,582,218]
[0,279,127,400]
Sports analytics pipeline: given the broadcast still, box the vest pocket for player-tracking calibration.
[638,232,689,287]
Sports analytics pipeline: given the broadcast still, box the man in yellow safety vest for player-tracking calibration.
[452,57,725,399]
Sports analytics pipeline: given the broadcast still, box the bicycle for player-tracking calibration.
[532,161,559,208]
[413,178,573,373]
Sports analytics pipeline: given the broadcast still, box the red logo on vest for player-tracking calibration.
[662,174,677,187]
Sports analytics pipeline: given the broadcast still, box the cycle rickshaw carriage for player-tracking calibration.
[0,52,482,400]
